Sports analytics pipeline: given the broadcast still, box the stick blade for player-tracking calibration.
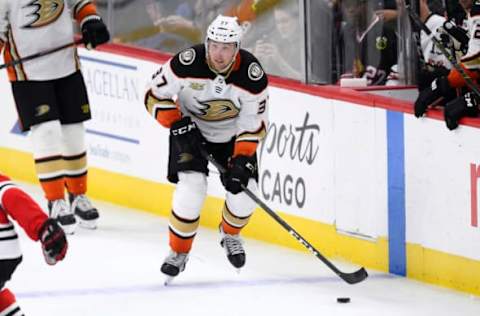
[340,267,368,284]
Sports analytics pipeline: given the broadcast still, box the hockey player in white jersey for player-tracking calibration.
[0,173,68,316]
[414,0,480,129]
[0,0,110,233]
[145,14,269,281]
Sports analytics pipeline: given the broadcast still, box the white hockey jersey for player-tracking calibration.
[0,0,95,81]
[421,13,450,69]
[461,13,480,70]
[146,45,269,146]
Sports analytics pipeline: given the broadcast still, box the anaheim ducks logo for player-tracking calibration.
[35,104,50,117]
[178,153,194,164]
[23,0,65,29]
[190,99,239,121]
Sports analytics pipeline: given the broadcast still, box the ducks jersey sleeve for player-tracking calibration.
[145,59,183,128]
[0,0,100,81]
[448,3,480,87]
[233,80,269,157]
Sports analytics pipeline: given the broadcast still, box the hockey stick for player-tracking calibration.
[406,5,480,98]
[198,147,368,284]
[0,38,84,71]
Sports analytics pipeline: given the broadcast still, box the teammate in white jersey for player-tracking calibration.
[0,173,68,316]
[145,15,269,281]
[414,0,480,129]
[0,0,110,234]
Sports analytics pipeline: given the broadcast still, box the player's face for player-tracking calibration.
[207,40,237,72]
[274,8,296,38]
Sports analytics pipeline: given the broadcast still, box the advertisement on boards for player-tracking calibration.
[79,49,169,182]
[405,117,480,260]
[257,87,336,223]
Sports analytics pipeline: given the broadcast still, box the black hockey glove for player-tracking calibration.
[170,116,205,171]
[39,218,68,265]
[82,16,110,49]
[170,116,203,147]
[417,65,450,92]
[414,76,453,118]
[224,155,256,194]
[440,20,469,55]
[444,92,479,130]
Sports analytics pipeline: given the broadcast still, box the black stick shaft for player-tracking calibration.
[0,39,84,70]
[407,6,480,98]
[201,149,368,284]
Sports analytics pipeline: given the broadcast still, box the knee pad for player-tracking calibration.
[172,172,207,219]
[226,179,257,217]
[29,120,62,158]
[61,123,86,156]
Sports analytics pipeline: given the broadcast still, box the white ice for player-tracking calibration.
[7,183,480,316]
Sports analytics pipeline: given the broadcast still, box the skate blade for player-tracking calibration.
[77,218,98,230]
[164,276,175,286]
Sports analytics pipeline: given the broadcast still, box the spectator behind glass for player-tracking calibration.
[153,0,234,42]
[338,0,398,85]
[135,0,236,53]
[250,1,303,80]
[123,0,196,53]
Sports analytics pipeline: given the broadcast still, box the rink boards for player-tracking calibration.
[0,44,479,295]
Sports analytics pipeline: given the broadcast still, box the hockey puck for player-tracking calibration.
[337,297,350,303]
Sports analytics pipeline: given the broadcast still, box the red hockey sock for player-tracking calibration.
[0,288,22,316]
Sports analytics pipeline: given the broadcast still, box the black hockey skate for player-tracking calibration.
[161,251,189,285]
[220,227,246,269]
[69,193,99,229]
[48,199,77,235]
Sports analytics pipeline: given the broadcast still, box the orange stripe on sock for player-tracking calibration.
[169,230,194,253]
[65,173,87,195]
[221,220,242,235]
[40,178,65,201]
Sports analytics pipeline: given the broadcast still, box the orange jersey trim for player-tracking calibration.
[233,141,258,157]
[156,108,182,128]
[75,3,98,23]
[447,65,480,89]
